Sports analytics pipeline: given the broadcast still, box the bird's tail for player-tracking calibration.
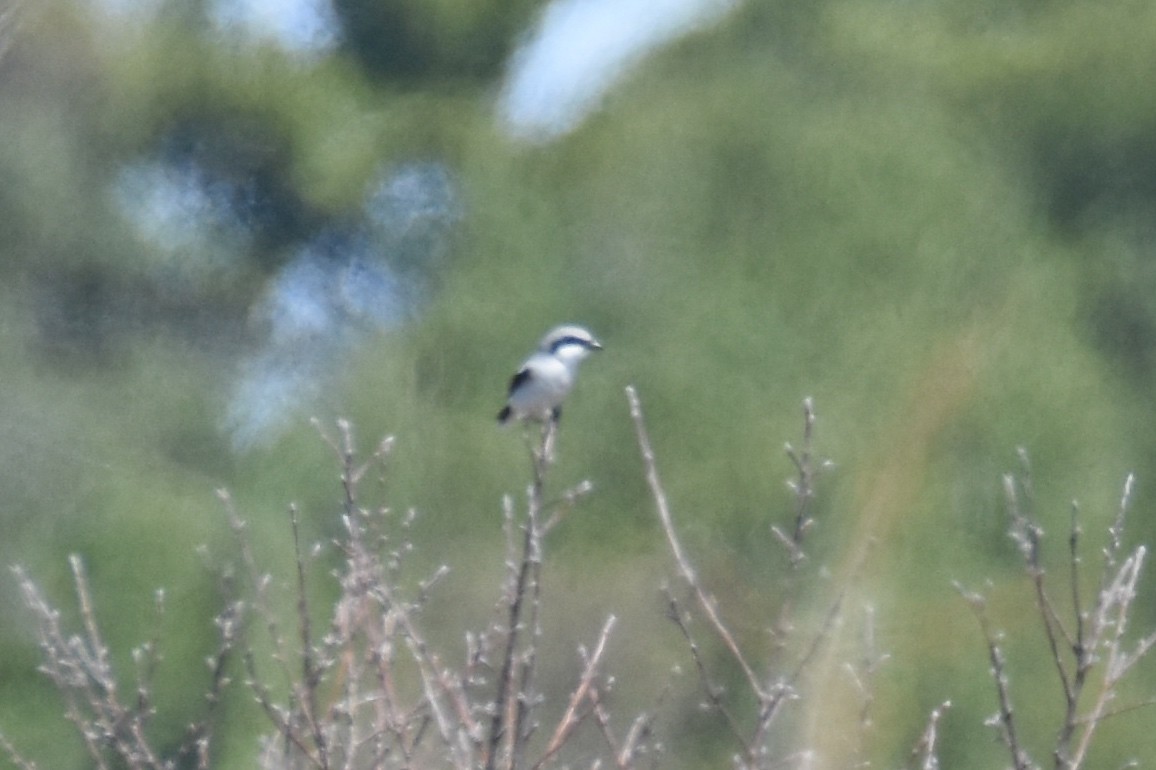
[496,405,512,424]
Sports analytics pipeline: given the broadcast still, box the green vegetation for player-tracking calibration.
[3,0,1156,767]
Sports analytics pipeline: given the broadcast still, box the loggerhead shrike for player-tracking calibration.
[497,324,603,424]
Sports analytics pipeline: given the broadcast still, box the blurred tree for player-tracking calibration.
[333,0,543,81]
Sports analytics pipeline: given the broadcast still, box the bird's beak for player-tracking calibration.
[590,340,604,351]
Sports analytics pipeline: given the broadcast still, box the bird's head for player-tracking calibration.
[539,324,603,364]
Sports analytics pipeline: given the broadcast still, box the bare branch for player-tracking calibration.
[533,616,617,769]
[626,386,765,701]
[907,700,951,770]
[782,397,822,566]
[954,582,1036,770]
[0,731,38,770]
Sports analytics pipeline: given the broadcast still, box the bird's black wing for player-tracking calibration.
[497,367,535,423]
[507,367,533,396]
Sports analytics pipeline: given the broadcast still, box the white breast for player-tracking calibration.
[509,354,574,418]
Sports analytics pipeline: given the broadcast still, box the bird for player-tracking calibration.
[497,324,603,425]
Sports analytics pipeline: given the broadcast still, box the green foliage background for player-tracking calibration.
[2,0,1156,767]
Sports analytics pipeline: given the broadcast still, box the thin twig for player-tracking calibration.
[626,386,765,701]
[781,397,819,566]
[907,700,951,770]
[0,731,38,770]
[290,503,329,770]
[662,587,750,748]
[533,615,617,769]
[954,582,1035,770]
[487,420,555,770]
